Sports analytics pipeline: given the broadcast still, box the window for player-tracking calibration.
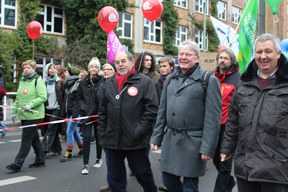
[117,12,133,39]
[232,6,241,24]
[0,0,17,28]
[217,1,226,21]
[36,4,64,35]
[174,25,187,47]
[195,0,209,14]
[144,18,162,43]
[174,0,187,8]
[195,30,208,51]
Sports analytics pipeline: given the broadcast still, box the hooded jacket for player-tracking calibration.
[44,63,65,112]
[221,54,288,184]
[214,64,241,125]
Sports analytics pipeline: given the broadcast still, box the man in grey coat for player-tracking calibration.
[150,39,222,192]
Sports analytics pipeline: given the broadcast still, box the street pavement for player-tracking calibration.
[0,125,238,192]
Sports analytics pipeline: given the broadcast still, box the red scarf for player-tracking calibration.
[115,67,136,93]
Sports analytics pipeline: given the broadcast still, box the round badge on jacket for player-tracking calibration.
[23,88,29,94]
[127,86,138,96]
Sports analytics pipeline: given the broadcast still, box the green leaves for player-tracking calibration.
[162,0,179,56]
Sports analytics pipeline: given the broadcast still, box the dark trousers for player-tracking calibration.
[82,124,102,165]
[14,119,45,168]
[162,171,199,192]
[213,125,234,192]
[106,147,157,192]
[42,109,62,153]
[237,177,288,192]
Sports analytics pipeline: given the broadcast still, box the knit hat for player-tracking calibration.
[103,63,116,74]
[88,57,101,69]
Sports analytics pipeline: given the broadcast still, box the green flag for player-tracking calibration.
[237,0,258,73]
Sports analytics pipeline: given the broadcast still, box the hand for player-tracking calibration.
[23,105,31,111]
[220,153,231,162]
[150,144,158,151]
[201,154,212,161]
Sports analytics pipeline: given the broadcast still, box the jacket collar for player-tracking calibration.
[241,53,288,83]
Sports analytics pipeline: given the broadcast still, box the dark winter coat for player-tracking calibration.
[98,72,158,150]
[74,75,103,119]
[63,75,79,117]
[221,54,288,184]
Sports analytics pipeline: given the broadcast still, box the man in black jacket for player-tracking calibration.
[221,33,288,192]
[98,50,158,192]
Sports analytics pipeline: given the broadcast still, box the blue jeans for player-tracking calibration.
[106,147,157,192]
[162,171,199,192]
[66,116,82,146]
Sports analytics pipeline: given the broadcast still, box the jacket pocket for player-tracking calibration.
[266,89,288,115]
[237,88,255,115]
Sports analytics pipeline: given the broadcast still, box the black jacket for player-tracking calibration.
[74,75,103,119]
[221,54,288,184]
[98,72,158,150]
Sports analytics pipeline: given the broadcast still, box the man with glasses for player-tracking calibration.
[98,50,158,192]
[150,39,222,191]
[212,48,240,192]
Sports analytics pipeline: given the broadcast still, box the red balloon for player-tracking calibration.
[217,45,227,52]
[26,21,42,40]
[142,0,163,21]
[98,6,119,33]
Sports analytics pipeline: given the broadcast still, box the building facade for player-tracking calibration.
[1,0,288,72]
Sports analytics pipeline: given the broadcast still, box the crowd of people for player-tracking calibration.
[4,32,288,192]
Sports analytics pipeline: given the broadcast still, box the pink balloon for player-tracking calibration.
[26,21,42,40]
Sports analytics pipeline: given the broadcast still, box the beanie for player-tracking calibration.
[88,57,101,70]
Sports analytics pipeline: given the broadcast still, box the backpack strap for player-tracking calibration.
[200,71,212,102]
[35,76,39,88]
[166,70,211,102]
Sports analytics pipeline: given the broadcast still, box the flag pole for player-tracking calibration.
[227,22,240,47]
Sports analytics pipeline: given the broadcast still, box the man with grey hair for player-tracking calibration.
[98,50,158,192]
[221,33,288,192]
[150,39,222,191]
[213,47,240,192]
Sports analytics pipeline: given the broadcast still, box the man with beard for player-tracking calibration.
[213,48,240,192]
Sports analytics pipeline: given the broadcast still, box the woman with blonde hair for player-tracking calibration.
[7,60,47,172]
[60,69,88,162]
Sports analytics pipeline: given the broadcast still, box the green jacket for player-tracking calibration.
[13,75,47,120]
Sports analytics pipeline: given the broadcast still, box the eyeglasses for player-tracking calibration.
[103,68,113,71]
[178,52,198,58]
[115,59,129,65]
